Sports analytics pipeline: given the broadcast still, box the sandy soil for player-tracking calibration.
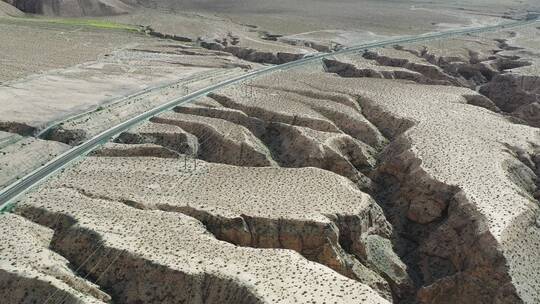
[14,185,390,303]
[1,2,540,303]
[0,37,254,191]
[97,1,533,60]
[0,213,109,303]
[130,0,521,35]
[7,47,540,301]
[0,18,150,82]
[0,42,251,134]
[243,66,540,302]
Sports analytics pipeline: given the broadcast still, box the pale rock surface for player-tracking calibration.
[209,86,387,149]
[251,69,540,303]
[116,121,199,156]
[263,122,377,190]
[40,156,408,299]
[0,213,109,303]
[16,186,391,304]
[152,112,277,167]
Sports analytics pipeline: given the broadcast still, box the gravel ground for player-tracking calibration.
[0,18,149,82]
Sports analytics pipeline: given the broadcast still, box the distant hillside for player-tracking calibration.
[0,0,23,16]
[2,0,538,22]
[2,0,133,16]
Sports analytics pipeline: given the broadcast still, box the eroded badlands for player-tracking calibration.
[1,12,540,304]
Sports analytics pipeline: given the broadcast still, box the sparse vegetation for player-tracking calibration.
[4,16,140,31]
[1,0,539,303]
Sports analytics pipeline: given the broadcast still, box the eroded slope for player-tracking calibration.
[249,69,540,303]
[3,22,540,304]
[338,26,540,129]
[0,213,110,303]
[13,185,389,304]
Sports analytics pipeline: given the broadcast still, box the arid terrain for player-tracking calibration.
[1,0,540,303]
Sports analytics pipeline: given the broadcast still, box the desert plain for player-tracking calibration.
[0,0,540,303]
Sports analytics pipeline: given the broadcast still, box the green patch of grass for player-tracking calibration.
[6,16,140,32]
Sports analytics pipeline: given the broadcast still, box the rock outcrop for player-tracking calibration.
[15,185,390,304]
[116,121,199,156]
[398,30,540,128]
[152,112,277,167]
[35,156,407,300]
[90,142,182,158]
[262,122,377,190]
[208,86,387,149]
[480,73,540,126]
[0,213,110,303]
[323,57,453,86]
[241,69,540,303]
[200,40,304,65]
[0,121,37,137]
